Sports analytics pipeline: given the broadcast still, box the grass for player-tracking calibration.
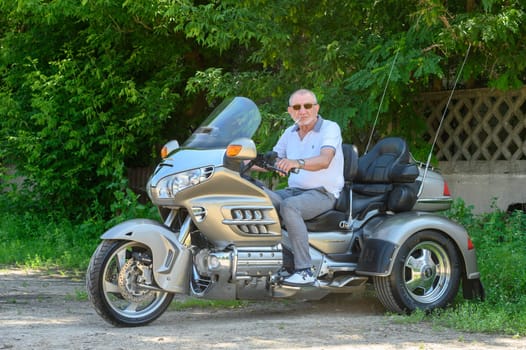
[65,289,89,302]
[1,196,525,336]
[169,297,249,311]
[0,209,102,272]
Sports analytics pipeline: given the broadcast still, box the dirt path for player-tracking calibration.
[0,268,524,350]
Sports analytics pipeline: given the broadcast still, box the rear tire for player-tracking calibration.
[86,240,174,326]
[373,230,461,314]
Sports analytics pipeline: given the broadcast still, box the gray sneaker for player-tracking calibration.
[282,268,315,286]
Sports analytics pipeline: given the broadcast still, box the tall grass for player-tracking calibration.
[0,189,158,272]
[0,208,103,271]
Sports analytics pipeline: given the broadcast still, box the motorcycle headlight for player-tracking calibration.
[150,166,214,200]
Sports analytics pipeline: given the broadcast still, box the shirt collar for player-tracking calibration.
[292,115,324,132]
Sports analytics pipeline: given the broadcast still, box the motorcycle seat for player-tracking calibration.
[305,137,419,232]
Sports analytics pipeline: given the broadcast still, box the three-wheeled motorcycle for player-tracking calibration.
[86,96,484,326]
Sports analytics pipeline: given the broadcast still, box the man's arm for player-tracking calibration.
[301,147,335,170]
[275,146,335,174]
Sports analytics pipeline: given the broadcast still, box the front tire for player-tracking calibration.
[86,240,174,327]
[373,230,461,314]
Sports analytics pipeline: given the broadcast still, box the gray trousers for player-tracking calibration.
[265,187,336,270]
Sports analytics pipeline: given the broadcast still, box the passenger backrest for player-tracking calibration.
[355,137,418,184]
[334,144,358,213]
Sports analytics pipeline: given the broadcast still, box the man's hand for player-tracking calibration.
[275,158,300,176]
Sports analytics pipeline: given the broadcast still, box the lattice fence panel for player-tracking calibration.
[418,87,526,161]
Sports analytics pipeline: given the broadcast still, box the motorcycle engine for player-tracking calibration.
[193,246,282,279]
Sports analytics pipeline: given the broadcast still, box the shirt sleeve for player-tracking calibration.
[321,122,342,150]
[272,127,291,158]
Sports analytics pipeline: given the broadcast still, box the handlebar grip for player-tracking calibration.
[289,168,299,174]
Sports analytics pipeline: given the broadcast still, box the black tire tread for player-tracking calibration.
[373,275,406,314]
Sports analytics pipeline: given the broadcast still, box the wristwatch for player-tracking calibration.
[297,159,305,169]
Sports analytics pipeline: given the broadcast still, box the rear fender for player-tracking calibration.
[101,219,192,293]
[357,211,481,281]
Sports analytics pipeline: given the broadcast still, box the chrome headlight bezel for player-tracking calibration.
[148,166,214,202]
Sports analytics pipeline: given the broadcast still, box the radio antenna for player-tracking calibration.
[418,43,472,196]
[365,49,400,154]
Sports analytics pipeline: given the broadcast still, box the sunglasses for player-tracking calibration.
[291,103,317,111]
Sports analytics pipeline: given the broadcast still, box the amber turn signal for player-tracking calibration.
[160,146,169,159]
[226,144,242,157]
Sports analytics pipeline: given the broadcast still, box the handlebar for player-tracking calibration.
[243,151,299,176]
[266,164,299,175]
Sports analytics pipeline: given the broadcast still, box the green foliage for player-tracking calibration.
[446,199,526,306]
[180,0,526,150]
[0,0,186,219]
[0,207,101,270]
[448,0,526,90]
[435,199,526,335]
[469,211,526,306]
[0,188,159,271]
[1,0,525,219]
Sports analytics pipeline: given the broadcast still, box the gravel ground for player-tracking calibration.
[1,268,524,350]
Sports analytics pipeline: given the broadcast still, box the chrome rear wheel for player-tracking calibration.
[373,230,461,314]
[403,240,452,304]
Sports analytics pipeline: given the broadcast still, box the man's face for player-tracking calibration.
[287,93,319,128]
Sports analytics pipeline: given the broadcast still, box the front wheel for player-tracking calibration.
[373,230,461,314]
[86,240,174,326]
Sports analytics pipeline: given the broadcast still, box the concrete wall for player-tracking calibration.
[439,160,526,213]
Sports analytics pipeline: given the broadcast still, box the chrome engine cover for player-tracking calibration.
[194,245,282,278]
[191,245,282,299]
[235,246,283,277]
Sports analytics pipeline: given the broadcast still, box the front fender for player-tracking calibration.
[101,219,192,293]
[357,211,481,280]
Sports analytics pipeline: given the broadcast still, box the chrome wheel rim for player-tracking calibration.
[102,242,170,319]
[403,241,452,304]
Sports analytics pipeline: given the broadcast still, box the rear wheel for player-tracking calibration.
[373,230,461,313]
[86,240,174,326]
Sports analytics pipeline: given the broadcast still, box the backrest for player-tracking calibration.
[355,137,418,184]
[342,143,359,182]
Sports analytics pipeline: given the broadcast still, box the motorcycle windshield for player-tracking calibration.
[182,97,261,149]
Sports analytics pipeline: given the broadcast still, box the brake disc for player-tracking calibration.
[117,259,154,303]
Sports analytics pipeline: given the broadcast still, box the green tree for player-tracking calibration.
[1,0,524,218]
[180,0,526,149]
[0,0,189,218]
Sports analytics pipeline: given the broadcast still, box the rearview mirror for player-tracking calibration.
[160,140,180,159]
[225,138,257,160]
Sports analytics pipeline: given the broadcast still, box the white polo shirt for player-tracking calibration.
[273,116,344,198]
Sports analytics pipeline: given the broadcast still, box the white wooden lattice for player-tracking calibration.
[418,87,526,161]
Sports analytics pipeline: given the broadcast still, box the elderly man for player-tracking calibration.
[267,89,344,286]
